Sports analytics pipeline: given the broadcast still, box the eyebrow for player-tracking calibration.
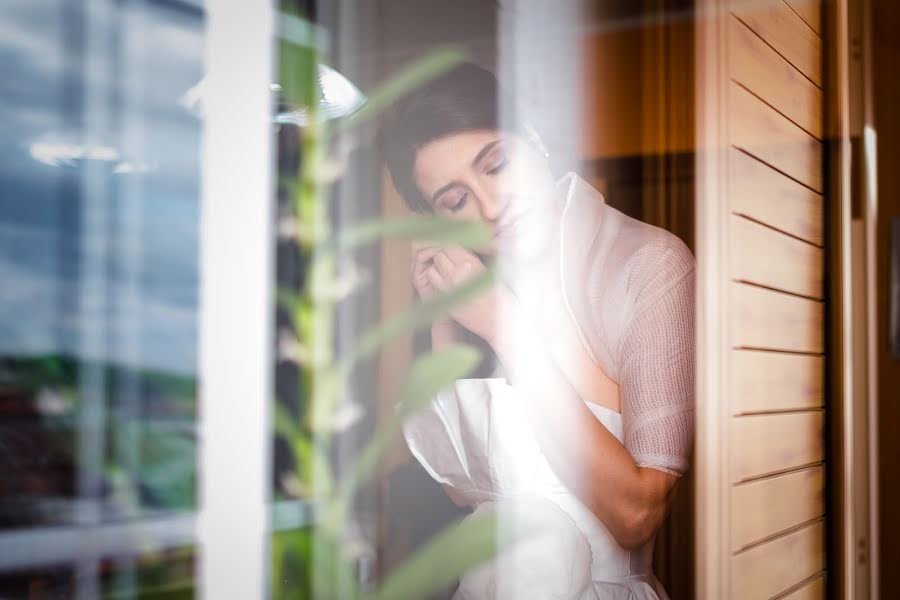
[429,140,503,205]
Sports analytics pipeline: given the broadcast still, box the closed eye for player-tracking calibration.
[436,189,469,213]
[482,148,508,176]
[486,157,507,175]
[447,191,468,212]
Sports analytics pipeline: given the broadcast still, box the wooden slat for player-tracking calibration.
[780,574,826,599]
[730,83,823,192]
[731,521,825,599]
[729,148,824,246]
[784,0,822,37]
[730,0,822,86]
[729,16,822,139]
[732,282,824,353]
[731,465,825,549]
[731,215,824,299]
[732,412,824,482]
[732,350,824,414]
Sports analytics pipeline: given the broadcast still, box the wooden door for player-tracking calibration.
[695,0,830,597]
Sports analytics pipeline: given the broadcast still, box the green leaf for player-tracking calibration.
[326,345,481,531]
[334,47,466,133]
[338,266,495,379]
[370,508,542,600]
[274,401,302,441]
[324,216,492,254]
[395,344,481,414]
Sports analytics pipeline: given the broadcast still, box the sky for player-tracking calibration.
[0,0,206,376]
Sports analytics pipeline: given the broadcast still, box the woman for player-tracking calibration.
[379,63,695,599]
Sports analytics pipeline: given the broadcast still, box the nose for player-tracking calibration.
[477,187,508,223]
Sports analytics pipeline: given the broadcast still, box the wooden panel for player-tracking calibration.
[728,16,822,139]
[731,215,824,299]
[732,412,824,482]
[729,148,824,246]
[732,350,824,414]
[731,283,824,353]
[730,0,822,87]
[731,521,825,599]
[781,574,826,599]
[875,2,900,597]
[729,83,823,192]
[784,0,822,37]
[731,465,825,550]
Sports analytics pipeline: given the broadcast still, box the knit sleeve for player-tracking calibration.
[617,245,695,476]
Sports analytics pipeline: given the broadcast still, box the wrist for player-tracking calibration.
[487,291,535,356]
[431,318,457,349]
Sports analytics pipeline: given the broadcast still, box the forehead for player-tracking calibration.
[412,129,500,196]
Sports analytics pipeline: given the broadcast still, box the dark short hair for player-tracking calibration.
[377,63,520,212]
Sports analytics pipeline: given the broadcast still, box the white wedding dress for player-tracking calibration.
[402,173,693,599]
[403,378,669,600]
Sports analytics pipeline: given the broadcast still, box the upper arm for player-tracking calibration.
[618,242,696,478]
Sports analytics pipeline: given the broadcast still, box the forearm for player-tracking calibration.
[490,317,669,549]
[430,318,458,350]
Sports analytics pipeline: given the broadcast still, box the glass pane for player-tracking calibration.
[271,1,699,598]
[0,546,195,599]
[0,0,203,529]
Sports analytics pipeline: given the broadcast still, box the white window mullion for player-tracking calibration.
[198,1,276,598]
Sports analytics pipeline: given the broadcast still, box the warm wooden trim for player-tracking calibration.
[781,574,827,600]
[823,0,855,597]
[731,349,824,414]
[731,520,826,599]
[730,0,823,87]
[730,147,825,246]
[731,411,825,482]
[731,282,825,353]
[731,214,825,299]
[694,1,732,596]
[785,0,824,37]
[728,15,824,139]
[729,81,824,192]
[731,464,825,550]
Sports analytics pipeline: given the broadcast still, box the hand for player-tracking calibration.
[410,242,442,302]
[410,243,511,345]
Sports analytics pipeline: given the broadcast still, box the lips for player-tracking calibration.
[493,213,525,239]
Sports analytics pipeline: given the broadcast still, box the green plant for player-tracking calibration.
[272,12,540,600]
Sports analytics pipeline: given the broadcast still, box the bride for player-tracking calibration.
[378,63,695,599]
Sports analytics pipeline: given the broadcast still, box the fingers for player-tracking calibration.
[410,246,440,274]
[411,243,483,295]
[433,251,455,276]
[433,247,483,286]
[410,245,441,289]
[425,265,448,291]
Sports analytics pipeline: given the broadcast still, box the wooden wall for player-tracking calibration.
[872,0,900,596]
[697,0,828,597]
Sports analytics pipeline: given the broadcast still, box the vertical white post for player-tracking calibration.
[199,1,275,598]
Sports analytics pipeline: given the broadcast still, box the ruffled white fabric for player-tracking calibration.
[403,379,670,599]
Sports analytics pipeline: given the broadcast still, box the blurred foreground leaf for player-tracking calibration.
[335,47,465,133]
[326,216,492,254]
[339,267,495,378]
[327,345,481,529]
[370,506,546,600]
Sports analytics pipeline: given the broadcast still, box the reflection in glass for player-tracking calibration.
[0,0,204,594]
